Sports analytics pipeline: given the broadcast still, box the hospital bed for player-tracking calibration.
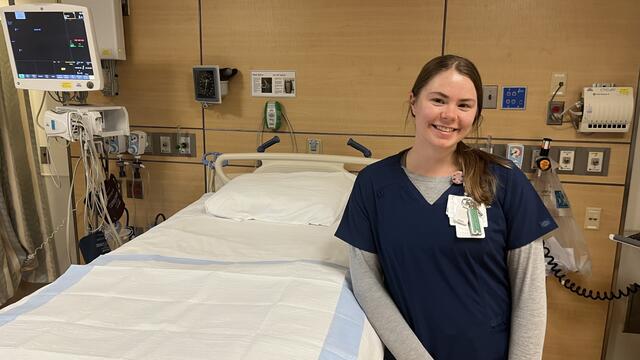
[0,153,384,360]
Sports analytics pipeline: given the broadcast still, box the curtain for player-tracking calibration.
[0,29,59,305]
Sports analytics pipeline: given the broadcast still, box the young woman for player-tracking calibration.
[336,55,557,360]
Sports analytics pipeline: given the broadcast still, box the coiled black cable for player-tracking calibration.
[544,244,640,301]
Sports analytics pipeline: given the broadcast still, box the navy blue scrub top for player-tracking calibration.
[335,150,557,360]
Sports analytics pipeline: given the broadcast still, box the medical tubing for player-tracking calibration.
[257,136,280,152]
[543,244,640,301]
[347,138,372,158]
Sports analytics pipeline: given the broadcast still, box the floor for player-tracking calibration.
[0,281,48,310]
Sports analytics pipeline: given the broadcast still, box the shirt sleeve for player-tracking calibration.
[350,247,434,360]
[501,166,558,250]
[335,172,378,253]
[507,239,547,360]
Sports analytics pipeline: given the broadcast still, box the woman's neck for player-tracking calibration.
[406,142,458,177]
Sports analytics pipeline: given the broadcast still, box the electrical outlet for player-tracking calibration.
[177,135,191,155]
[482,85,498,109]
[584,207,601,230]
[558,150,575,171]
[550,72,567,96]
[307,138,322,154]
[160,136,172,154]
[587,151,604,173]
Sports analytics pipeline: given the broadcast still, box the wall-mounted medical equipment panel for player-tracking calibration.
[143,132,197,157]
[43,106,129,141]
[478,143,611,176]
[579,86,634,133]
[0,3,104,91]
[501,86,527,110]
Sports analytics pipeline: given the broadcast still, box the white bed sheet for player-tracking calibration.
[0,194,383,360]
[111,194,351,268]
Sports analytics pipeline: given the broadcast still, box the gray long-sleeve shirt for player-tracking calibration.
[347,169,547,360]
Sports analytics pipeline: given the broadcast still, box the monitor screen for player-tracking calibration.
[0,4,103,91]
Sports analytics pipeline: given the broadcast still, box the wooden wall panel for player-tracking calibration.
[201,0,444,134]
[544,184,625,360]
[446,0,640,142]
[87,0,202,128]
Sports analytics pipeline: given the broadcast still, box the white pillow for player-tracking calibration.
[204,171,356,226]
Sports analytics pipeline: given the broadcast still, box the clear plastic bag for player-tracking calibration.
[530,160,592,276]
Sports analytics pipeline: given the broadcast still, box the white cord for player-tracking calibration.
[282,113,298,153]
[45,137,62,188]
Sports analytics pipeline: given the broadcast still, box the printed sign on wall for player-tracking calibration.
[251,71,296,97]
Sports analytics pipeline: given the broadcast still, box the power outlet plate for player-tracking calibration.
[307,138,322,154]
[159,136,172,154]
[584,207,602,230]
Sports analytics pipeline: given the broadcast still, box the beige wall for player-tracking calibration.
[75,1,640,359]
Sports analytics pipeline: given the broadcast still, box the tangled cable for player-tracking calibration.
[544,245,640,301]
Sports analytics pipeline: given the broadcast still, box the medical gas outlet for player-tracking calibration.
[177,135,192,155]
[558,150,575,171]
[586,152,604,173]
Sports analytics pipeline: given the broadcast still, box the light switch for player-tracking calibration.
[482,85,498,109]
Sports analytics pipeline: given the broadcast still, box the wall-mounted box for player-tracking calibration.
[62,0,126,60]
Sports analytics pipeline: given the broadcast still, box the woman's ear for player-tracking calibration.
[409,92,416,117]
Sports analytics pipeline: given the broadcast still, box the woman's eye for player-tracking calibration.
[459,103,472,109]
[431,98,445,104]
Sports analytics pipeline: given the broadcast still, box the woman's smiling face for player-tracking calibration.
[410,68,478,152]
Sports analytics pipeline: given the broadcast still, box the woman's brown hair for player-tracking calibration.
[410,55,510,204]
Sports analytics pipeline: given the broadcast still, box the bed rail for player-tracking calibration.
[214,153,379,185]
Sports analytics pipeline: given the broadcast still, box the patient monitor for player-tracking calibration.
[0,3,103,91]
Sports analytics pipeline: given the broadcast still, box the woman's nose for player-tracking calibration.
[440,104,456,120]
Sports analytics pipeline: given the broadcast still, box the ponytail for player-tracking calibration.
[454,142,511,205]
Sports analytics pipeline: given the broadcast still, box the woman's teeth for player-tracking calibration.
[433,125,456,133]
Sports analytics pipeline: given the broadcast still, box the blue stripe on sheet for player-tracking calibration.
[93,253,347,270]
[319,283,365,360]
[0,265,92,327]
